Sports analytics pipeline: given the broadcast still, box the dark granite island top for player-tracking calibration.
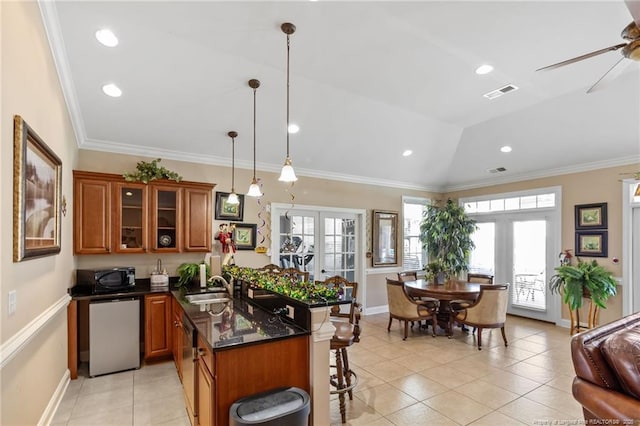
[173,289,310,351]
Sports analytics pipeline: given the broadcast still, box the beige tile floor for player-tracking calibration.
[53,313,582,426]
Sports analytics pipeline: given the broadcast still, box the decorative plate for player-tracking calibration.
[159,234,172,247]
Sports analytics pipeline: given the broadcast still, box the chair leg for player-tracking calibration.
[403,320,409,340]
[431,316,437,337]
[477,327,483,350]
[341,347,353,400]
[387,315,392,332]
[334,348,346,424]
[501,326,508,347]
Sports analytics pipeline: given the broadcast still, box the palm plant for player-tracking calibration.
[548,258,617,311]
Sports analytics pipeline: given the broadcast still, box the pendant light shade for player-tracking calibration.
[278,22,298,182]
[247,79,263,197]
[227,131,240,205]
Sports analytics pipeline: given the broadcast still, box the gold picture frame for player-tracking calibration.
[372,210,398,267]
[13,115,62,261]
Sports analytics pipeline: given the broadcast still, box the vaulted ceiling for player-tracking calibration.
[42,1,640,191]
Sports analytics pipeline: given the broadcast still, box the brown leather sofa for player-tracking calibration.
[571,311,640,424]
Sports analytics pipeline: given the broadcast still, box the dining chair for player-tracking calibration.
[467,273,494,284]
[315,276,361,424]
[258,263,281,273]
[449,284,509,350]
[386,278,439,339]
[397,271,418,282]
[278,267,309,283]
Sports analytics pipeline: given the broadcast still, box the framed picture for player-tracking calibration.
[575,231,608,257]
[575,203,607,230]
[13,115,62,262]
[215,191,244,221]
[372,210,398,267]
[233,223,256,250]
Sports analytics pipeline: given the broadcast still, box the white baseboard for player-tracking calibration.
[38,369,70,426]
[364,305,389,315]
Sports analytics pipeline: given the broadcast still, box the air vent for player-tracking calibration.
[487,167,507,174]
[483,84,519,100]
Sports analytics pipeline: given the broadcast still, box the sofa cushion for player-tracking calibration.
[601,325,640,400]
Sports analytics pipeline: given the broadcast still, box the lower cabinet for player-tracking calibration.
[172,298,184,380]
[144,294,172,359]
[196,334,215,426]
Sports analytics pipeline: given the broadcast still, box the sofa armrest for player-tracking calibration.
[573,376,640,423]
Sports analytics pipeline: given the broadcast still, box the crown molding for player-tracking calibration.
[443,155,640,192]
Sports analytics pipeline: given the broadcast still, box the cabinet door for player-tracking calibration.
[172,299,183,380]
[183,186,212,252]
[197,355,215,426]
[113,182,148,254]
[144,294,172,359]
[151,185,182,252]
[73,173,111,254]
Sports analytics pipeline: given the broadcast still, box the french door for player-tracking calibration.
[273,206,362,283]
[469,213,558,322]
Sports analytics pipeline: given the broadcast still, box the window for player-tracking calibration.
[464,192,556,213]
[402,197,429,270]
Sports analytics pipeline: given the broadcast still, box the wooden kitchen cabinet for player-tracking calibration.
[73,172,112,254]
[144,294,173,360]
[73,170,214,254]
[172,298,184,380]
[197,334,215,426]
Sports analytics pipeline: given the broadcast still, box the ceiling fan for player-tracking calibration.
[536,0,640,93]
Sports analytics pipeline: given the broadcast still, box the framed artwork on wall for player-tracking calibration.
[13,115,62,262]
[575,203,607,230]
[575,230,608,257]
[233,223,257,250]
[215,191,244,221]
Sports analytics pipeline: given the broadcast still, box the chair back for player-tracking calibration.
[466,284,509,324]
[397,271,418,282]
[279,267,309,283]
[467,273,494,284]
[258,264,281,274]
[386,279,421,318]
[315,276,358,322]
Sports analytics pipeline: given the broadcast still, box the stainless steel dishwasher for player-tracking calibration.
[89,298,140,377]
[182,313,197,420]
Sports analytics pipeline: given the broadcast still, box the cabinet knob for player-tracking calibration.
[106,247,111,253]
[198,348,206,356]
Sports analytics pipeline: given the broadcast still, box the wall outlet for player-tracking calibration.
[8,290,16,315]
[286,305,294,319]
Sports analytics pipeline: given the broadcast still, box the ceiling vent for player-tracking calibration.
[483,84,519,100]
[487,167,507,174]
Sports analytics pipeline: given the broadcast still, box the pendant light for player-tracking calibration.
[227,131,240,205]
[247,79,262,197]
[278,22,298,182]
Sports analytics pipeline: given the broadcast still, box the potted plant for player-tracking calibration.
[548,258,617,311]
[177,262,209,287]
[419,198,478,281]
[425,260,447,284]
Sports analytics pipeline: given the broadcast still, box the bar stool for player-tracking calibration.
[316,276,361,424]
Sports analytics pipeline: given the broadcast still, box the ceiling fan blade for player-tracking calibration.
[625,0,640,28]
[586,57,630,93]
[536,43,627,71]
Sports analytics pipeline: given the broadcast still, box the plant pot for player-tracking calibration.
[435,272,446,285]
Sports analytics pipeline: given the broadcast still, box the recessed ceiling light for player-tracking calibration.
[402,150,413,157]
[500,145,512,153]
[288,124,299,134]
[95,29,118,47]
[475,64,494,75]
[102,83,122,97]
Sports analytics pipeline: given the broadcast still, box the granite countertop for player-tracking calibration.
[173,288,310,351]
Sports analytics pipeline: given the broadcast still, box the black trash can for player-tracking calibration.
[229,387,310,426]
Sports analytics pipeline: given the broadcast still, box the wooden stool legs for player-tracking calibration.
[330,346,358,424]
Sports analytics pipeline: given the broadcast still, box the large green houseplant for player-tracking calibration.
[419,199,478,280]
[548,258,617,311]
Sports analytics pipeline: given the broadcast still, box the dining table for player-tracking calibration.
[403,279,481,335]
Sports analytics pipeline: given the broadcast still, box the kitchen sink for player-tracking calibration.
[185,293,231,304]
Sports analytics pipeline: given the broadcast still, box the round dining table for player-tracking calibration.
[404,279,481,335]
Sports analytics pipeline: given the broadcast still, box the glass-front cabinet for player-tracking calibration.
[151,186,183,252]
[114,182,148,253]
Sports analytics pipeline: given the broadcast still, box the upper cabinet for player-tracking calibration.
[73,171,214,255]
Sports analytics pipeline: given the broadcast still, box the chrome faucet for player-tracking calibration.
[208,275,232,296]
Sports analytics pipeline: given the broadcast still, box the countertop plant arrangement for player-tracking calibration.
[222,265,339,302]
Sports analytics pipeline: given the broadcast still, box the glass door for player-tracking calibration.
[278,212,316,280]
[114,182,148,254]
[319,213,357,282]
[511,220,547,312]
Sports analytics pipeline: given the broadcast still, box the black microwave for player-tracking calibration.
[76,267,136,294]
